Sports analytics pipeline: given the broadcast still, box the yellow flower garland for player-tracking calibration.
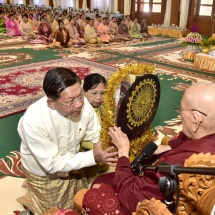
[100,63,156,161]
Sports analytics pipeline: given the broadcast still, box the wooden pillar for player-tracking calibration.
[170,0,180,25]
[130,0,135,19]
[87,0,90,9]
[49,0,53,7]
[118,0,124,14]
[187,0,198,30]
[161,0,167,23]
[79,0,82,8]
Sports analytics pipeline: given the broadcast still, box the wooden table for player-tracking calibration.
[194,53,215,71]
[148,27,190,38]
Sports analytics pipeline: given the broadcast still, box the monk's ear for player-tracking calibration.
[47,98,56,110]
[192,111,203,133]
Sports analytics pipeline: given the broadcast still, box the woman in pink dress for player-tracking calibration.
[38,15,53,44]
[5,13,21,37]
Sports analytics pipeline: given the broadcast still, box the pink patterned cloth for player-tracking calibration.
[82,184,123,215]
[55,209,79,215]
[5,18,21,36]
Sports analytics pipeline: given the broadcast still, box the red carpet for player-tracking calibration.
[0,57,116,118]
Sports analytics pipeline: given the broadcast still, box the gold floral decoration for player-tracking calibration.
[100,63,156,161]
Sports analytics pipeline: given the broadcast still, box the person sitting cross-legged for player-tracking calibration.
[118,19,132,41]
[19,14,37,41]
[82,82,215,215]
[130,17,143,39]
[5,13,21,37]
[84,19,101,44]
[108,17,118,41]
[0,10,6,33]
[38,15,53,44]
[53,20,71,48]
[67,17,85,45]
[97,17,114,44]
[140,17,152,39]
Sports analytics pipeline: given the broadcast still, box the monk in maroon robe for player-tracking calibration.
[82,82,215,215]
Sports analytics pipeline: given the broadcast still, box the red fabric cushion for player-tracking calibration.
[82,184,123,215]
[56,209,79,215]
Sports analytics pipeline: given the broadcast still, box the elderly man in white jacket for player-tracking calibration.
[17,67,118,215]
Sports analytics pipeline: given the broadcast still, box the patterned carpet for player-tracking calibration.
[0,57,115,118]
[0,47,71,69]
[0,35,214,214]
[72,38,215,81]
[1,36,214,177]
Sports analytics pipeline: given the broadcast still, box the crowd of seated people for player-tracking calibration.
[0,5,152,46]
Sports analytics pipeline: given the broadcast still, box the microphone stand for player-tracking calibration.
[144,163,215,213]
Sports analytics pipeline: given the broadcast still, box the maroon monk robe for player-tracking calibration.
[83,132,215,215]
[112,132,215,214]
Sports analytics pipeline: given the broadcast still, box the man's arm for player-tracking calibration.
[18,120,97,175]
[108,126,164,213]
[82,100,118,166]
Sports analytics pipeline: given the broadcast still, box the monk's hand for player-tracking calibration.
[108,126,130,158]
[93,141,118,167]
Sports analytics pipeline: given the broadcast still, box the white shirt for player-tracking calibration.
[18,96,100,176]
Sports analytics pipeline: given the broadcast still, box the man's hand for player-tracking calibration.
[93,141,118,167]
[108,126,130,158]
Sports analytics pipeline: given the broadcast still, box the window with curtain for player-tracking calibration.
[199,0,213,16]
[138,0,162,13]
[33,0,46,6]
[152,0,161,13]
[60,0,74,9]
[140,0,150,12]
[91,0,113,12]
[12,0,24,4]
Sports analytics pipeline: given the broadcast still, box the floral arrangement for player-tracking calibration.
[182,32,202,47]
[200,37,212,48]
[208,37,215,46]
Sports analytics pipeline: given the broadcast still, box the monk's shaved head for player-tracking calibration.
[181,82,215,138]
[184,82,215,114]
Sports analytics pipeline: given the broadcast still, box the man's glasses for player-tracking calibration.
[56,92,84,108]
[174,106,207,116]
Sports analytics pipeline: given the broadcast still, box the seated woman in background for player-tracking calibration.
[53,19,71,48]
[38,15,53,44]
[140,17,152,38]
[0,10,6,33]
[125,15,133,31]
[83,73,106,124]
[28,13,38,31]
[84,19,101,44]
[5,13,21,37]
[73,16,82,37]
[118,19,132,41]
[51,13,59,34]
[19,14,37,41]
[67,17,85,45]
[97,17,113,44]
[130,17,143,39]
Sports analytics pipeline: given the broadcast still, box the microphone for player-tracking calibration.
[131,141,158,173]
